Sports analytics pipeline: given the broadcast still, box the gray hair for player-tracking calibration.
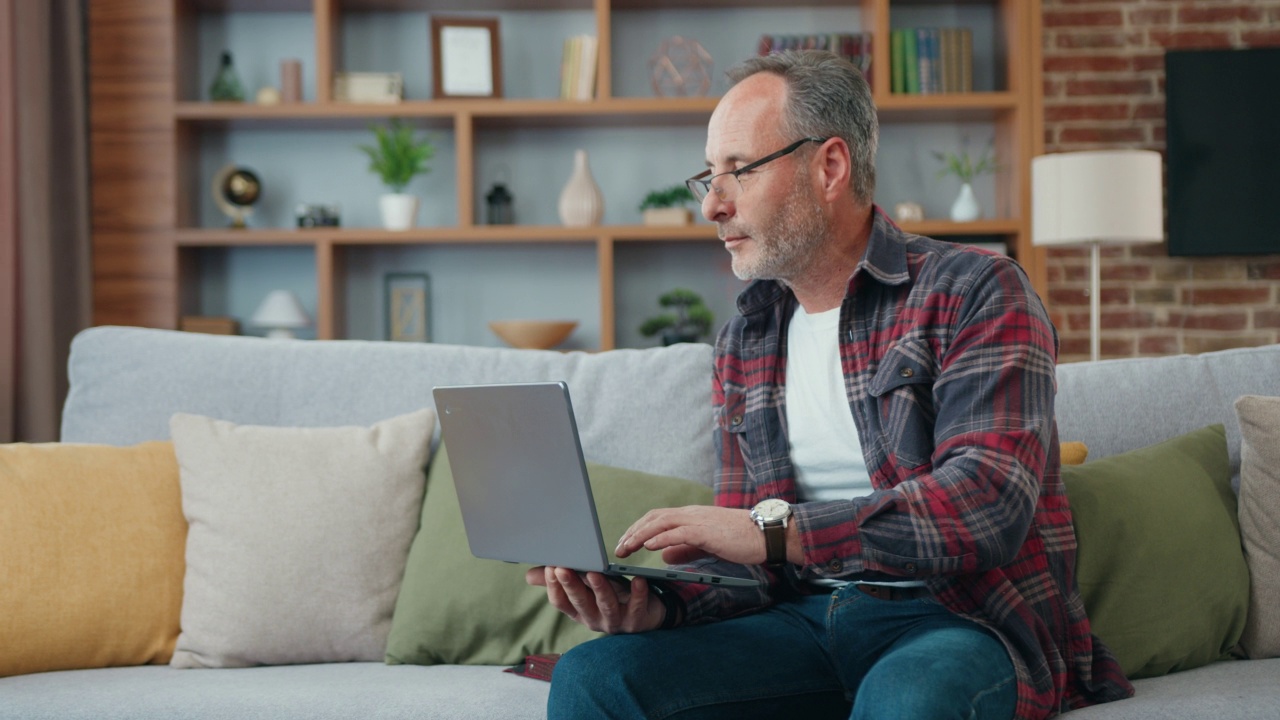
[726,50,878,205]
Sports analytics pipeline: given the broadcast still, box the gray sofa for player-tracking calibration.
[2,326,1278,719]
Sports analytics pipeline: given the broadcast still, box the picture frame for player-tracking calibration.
[431,16,502,99]
[385,273,431,342]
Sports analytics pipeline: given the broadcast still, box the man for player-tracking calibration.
[526,50,1133,719]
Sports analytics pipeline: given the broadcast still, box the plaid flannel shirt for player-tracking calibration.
[670,210,1133,719]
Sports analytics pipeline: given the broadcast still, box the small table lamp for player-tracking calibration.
[1032,150,1164,362]
[251,290,311,339]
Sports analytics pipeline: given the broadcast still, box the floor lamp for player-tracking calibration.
[1032,150,1164,362]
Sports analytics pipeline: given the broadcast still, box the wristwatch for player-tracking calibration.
[749,498,792,567]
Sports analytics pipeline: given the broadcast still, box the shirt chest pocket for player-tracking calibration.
[868,344,937,469]
[718,393,748,435]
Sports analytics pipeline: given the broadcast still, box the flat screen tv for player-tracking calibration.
[1166,47,1280,257]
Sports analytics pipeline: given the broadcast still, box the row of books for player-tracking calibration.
[891,27,974,95]
[560,35,599,101]
[758,33,873,81]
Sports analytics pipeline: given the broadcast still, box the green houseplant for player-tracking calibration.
[932,138,998,222]
[639,288,714,345]
[638,184,696,226]
[360,119,435,230]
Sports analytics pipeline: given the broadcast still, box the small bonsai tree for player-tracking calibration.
[639,288,714,345]
[638,184,696,212]
[932,137,998,185]
[360,119,435,193]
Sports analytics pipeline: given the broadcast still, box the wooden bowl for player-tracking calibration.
[488,320,578,350]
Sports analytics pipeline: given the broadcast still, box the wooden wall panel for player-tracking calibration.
[88,1,175,328]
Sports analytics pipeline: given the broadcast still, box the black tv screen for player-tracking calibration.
[1166,47,1280,257]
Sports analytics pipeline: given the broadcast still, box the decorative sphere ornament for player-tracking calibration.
[648,36,713,98]
[212,165,262,228]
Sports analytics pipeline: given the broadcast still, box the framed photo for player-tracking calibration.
[385,273,431,342]
[431,16,502,99]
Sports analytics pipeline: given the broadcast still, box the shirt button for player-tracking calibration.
[904,562,917,574]
[827,559,843,572]
[899,367,914,379]
[731,415,744,426]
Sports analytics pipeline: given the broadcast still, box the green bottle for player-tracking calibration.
[210,51,245,102]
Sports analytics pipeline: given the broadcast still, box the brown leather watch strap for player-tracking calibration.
[763,523,787,567]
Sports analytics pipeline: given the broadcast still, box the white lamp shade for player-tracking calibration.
[1032,150,1165,247]
[251,290,311,329]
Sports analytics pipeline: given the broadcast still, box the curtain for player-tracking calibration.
[0,0,91,442]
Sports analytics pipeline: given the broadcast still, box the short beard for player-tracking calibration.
[727,171,829,282]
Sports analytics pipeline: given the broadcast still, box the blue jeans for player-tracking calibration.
[547,584,1016,720]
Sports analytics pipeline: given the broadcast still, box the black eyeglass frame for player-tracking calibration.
[685,136,829,202]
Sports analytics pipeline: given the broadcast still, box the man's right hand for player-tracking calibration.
[525,566,666,634]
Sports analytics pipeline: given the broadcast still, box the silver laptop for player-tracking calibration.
[432,381,760,588]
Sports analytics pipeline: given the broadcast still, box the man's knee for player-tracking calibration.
[548,635,652,718]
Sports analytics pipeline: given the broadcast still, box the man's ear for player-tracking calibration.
[814,137,854,202]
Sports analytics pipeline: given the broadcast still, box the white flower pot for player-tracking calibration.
[642,207,693,226]
[558,149,604,226]
[949,182,981,222]
[380,193,419,231]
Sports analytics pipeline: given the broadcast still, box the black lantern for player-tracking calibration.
[485,181,514,225]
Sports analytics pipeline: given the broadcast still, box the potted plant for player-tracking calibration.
[932,138,998,222]
[639,185,696,226]
[360,119,435,230]
[639,288,714,346]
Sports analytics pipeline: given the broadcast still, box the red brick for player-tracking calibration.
[1254,310,1280,329]
[1059,126,1149,144]
[1243,30,1280,46]
[1134,102,1165,120]
[1048,287,1130,307]
[1155,263,1191,282]
[1190,261,1247,281]
[1044,79,1064,98]
[1060,264,1090,282]
[1133,54,1166,73]
[1134,287,1176,304]
[1045,9,1126,28]
[1129,8,1174,26]
[1130,242,1169,258]
[1044,55,1132,73]
[1184,335,1275,354]
[1139,335,1181,355]
[1148,30,1235,49]
[1065,78,1155,97]
[1152,126,1167,143]
[1102,263,1154,281]
[1055,32,1137,50]
[1100,337,1137,357]
[1048,246,1089,260]
[1182,287,1273,305]
[1166,311,1249,331]
[1067,310,1154,330]
[1247,261,1280,280]
[1178,6,1265,24]
[1047,265,1064,283]
[1044,103,1130,122]
[1059,336,1091,358]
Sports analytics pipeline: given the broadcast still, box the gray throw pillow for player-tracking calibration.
[1235,395,1280,659]
[169,409,434,668]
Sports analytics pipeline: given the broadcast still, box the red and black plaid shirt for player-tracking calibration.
[671,210,1133,719]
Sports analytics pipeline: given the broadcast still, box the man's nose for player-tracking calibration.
[701,189,732,223]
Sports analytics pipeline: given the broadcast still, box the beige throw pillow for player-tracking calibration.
[168,409,434,668]
[1234,395,1280,659]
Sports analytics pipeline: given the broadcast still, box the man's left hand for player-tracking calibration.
[615,506,765,566]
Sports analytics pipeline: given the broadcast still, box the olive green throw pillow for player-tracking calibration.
[385,447,712,666]
[1063,424,1249,679]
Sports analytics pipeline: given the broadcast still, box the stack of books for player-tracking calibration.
[757,33,873,83]
[560,35,598,101]
[890,27,973,95]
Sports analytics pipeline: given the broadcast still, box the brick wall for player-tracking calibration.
[1041,1,1280,361]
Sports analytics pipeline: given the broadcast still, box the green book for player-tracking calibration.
[891,29,905,94]
[904,28,919,94]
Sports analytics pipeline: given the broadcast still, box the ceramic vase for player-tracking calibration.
[558,149,604,226]
[380,193,418,231]
[949,182,981,222]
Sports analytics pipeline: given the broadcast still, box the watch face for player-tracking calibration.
[753,498,791,523]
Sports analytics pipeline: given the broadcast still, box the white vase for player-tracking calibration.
[379,193,418,231]
[558,149,604,226]
[949,182,981,222]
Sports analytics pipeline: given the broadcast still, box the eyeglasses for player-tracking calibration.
[685,136,828,203]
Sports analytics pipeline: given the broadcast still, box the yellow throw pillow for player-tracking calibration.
[0,441,186,677]
[1061,441,1089,466]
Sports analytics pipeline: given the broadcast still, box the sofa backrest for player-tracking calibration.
[62,327,718,486]
[1055,343,1280,485]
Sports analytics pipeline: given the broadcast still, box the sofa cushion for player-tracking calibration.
[168,409,434,668]
[385,446,712,666]
[1234,395,1280,659]
[1063,424,1249,679]
[0,441,185,677]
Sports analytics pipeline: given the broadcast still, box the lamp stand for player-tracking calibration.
[1090,241,1101,363]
